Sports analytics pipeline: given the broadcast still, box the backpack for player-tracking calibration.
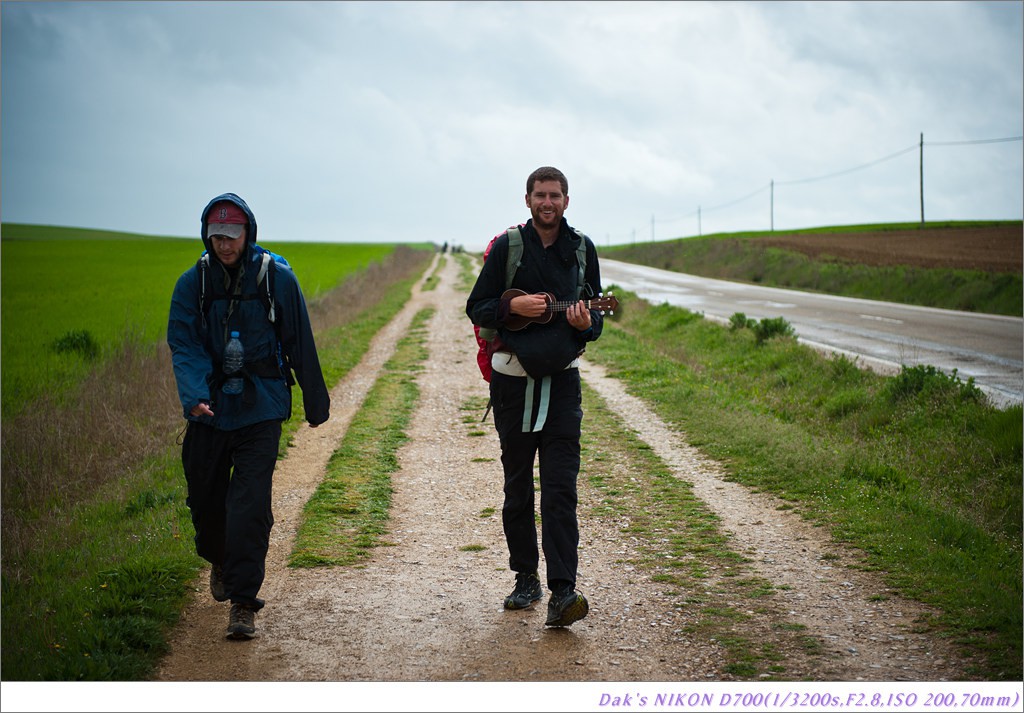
[198,245,289,332]
[473,225,588,382]
[198,245,295,388]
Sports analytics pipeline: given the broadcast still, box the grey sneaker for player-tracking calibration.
[545,587,589,627]
[503,572,543,610]
[226,603,257,640]
[210,565,228,602]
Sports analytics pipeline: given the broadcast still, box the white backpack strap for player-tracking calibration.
[199,253,210,329]
[257,251,275,323]
[571,228,589,298]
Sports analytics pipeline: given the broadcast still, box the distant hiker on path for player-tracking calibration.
[167,193,330,640]
[466,166,605,627]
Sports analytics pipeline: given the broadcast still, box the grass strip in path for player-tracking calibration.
[289,309,432,566]
[578,382,828,680]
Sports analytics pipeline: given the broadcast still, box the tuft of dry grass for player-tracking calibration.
[1,334,181,569]
[306,245,429,332]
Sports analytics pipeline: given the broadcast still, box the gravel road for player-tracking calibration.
[153,252,972,705]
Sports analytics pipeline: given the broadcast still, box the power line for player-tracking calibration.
[775,144,918,187]
[775,135,1023,188]
[655,208,700,224]
[927,135,1023,146]
[701,183,771,213]
[636,133,1022,242]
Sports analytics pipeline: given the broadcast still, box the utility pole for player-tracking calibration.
[919,132,925,225]
[770,179,775,231]
[698,206,702,236]
[651,214,655,242]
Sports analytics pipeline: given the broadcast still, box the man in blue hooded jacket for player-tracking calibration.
[167,193,330,640]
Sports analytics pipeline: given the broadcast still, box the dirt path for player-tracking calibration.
[154,253,966,684]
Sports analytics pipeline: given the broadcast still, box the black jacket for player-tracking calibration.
[466,218,604,378]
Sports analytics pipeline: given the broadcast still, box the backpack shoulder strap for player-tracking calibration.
[198,250,278,328]
[198,253,211,329]
[570,228,588,299]
[256,250,276,323]
[504,226,523,290]
[477,226,522,344]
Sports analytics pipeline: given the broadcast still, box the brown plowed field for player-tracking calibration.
[759,224,1022,273]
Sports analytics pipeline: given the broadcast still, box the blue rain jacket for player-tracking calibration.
[167,193,330,430]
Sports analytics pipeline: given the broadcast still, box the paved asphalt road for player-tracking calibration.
[600,259,1023,409]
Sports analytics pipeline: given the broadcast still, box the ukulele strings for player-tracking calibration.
[546,298,607,313]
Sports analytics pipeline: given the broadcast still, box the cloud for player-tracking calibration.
[2,1,1021,250]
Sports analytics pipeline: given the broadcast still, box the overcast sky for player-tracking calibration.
[2,1,1021,251]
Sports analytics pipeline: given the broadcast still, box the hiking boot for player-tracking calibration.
[503,572,543,610]
[226,603,257,640]
[209,565,228,602]
[545,586,589,627]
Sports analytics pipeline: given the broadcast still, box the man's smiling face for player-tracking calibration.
[526,179,568,231]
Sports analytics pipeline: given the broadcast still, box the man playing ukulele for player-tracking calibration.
[466,166,607,627]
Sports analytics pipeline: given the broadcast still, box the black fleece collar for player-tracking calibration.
[524,218,580,266]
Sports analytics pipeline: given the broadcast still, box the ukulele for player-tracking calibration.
[502,288,619,331]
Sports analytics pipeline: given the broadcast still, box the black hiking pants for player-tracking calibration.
[181,419,281,610]
[490,368,582,591]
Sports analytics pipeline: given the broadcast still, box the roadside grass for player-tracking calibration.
[1,242,433,681]
[586,291,1022,680]
[0,449,199,680]
[453,251,480,292]
[289,309,431,567]
[604,221,1023,316]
